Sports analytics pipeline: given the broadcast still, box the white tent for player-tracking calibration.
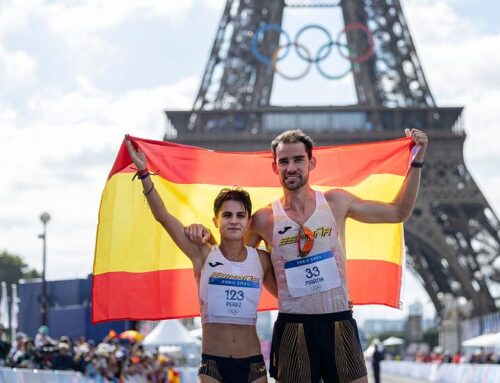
[143,320,200,349]
[189,327,202,340]
[462,332,500,347]
[363,344,375,358]
[383,336,405,346]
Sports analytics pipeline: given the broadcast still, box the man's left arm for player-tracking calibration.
[338,128,428,224]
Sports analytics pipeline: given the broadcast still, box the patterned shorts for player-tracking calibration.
[269,310,367,383]
[199,353,267,383]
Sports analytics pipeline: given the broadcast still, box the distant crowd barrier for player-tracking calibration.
[381,361,500,383]
[0,368,92,383]
[0,367,199,383]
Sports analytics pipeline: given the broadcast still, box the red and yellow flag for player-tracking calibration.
[92,136,414,323]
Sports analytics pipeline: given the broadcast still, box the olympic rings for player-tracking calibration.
[251,24,291,66]
[272,42,312,80]
[250,22,374,80]
[336,22,374,63]
[316,41,354,80]
[294,24,333,63]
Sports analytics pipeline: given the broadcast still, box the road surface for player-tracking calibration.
[368,372,431,383]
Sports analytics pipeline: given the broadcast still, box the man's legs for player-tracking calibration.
[319,315,368,383]
[269,314,319,382]
[271,312,367,383]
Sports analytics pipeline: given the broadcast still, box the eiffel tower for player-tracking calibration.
[164,0,499,317]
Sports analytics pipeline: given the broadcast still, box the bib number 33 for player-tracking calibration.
[284,250,341,297]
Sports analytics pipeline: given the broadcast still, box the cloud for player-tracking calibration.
[0,1,196,86]
[39,0,194,35]
[0,0,42,40]
[0,47,37,87]
[403,1,500,164]
[405,0,477,43]
[0,75,198,278]
[4,75,198,186]
[0,0,194,39]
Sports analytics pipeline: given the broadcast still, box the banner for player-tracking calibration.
[93,136,413,322]
[10,284,18,341]
[0,282,8,329]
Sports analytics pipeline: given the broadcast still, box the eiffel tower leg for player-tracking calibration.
[406,133,498,317]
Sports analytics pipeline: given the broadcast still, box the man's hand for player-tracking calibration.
[125,136,147,171]
[405,128,428,162]
[184,224,214,245]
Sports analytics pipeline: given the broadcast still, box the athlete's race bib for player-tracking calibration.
[284,250,341,297]
[207,276,260,318]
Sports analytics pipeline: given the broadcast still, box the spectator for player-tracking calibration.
[0,325,11,367]
[2,330,185,381]
[470,350,482,364]
[372,340,385,383]
[15,339,43,369]
[34,325,55,348]
[51,342,74,370]
[8,332,27,366]
[452,351,462,363]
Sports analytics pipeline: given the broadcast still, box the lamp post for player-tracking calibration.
[38,212,50,326]
[438,293,473,354]
[455,296,472,354]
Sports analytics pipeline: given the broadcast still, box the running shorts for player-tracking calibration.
[199,353,267,382]
[269,310,367,383]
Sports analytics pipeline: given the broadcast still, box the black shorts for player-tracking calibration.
[199,353,267,383]
[270,311,367,383]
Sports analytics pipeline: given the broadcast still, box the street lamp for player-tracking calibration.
[38,212,50,326]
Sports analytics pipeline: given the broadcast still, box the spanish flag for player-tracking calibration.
[92,136,414,322]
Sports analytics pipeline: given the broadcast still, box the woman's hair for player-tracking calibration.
[213,187,252,217]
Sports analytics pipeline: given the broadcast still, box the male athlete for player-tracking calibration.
[188,128,428,383]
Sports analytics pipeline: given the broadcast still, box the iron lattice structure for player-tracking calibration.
[165,0,499,317]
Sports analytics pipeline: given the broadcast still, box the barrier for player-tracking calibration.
[0,367,198,383]
[0,368,93,383]
[381,361,500,383]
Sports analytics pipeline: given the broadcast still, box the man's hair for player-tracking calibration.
[271,129,314,160]
[213,187,252,217]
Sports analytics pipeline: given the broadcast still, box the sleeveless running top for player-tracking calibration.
[271,191,350,314]
[199,246,263,325]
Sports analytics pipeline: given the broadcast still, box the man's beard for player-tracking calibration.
[283,174,308,190]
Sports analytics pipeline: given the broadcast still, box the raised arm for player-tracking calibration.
[125,137,208,268]
[328,129,428,224]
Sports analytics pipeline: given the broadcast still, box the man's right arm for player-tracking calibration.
[245,207,273,248]
[184,205,273,248]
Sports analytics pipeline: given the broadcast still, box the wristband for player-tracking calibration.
[133,168,150,180]
[410,161,424,168]
[143,184,154,196]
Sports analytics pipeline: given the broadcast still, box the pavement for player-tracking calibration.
[367,372,431,383]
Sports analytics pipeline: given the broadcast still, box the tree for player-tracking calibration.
[0,250,41,294]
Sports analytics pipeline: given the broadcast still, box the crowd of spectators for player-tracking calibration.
[0,324,181,383]
[401,349,499,364]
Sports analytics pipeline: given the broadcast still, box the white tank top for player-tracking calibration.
[271,191,350,314]
[199,246,263,325]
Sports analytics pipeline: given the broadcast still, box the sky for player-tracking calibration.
[1,0,499,325]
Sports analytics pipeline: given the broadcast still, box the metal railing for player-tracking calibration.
[165,106,464,140]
